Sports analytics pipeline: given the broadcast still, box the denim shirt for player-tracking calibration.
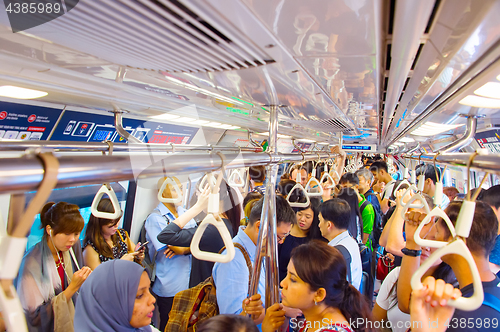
[145,203,197,297]
[212,226,266,315]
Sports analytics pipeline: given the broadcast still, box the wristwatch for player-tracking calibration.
[401,247,422,257]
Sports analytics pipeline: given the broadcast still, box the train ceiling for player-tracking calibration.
[0,0,499,150]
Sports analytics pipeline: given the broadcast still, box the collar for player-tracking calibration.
[235,226,257,261]
[328,230,350,247]
[156,203,186,221]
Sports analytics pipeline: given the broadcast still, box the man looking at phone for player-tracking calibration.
[145,176,197,331]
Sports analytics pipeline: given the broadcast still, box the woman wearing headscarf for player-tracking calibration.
[74,260,159,331]
[16,202,92,332]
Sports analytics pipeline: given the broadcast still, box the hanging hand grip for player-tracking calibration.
[417,174,425,192]
[157,178,182,204]
[320,172,335,189]
[228,169,245,188]
[91,184,121,219]
[305,177,324,197]
[190,214,235,263]
[411,239,483,311]
[401,191,430,219]
[394,179,411,193]
[286,183,310,208]
[413,207,456,248]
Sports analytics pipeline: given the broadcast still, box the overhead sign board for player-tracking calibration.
[342,144,376,151]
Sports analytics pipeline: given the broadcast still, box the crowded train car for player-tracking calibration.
[1,0,500,331]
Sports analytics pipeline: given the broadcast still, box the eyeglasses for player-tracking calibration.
[277,231,291,242]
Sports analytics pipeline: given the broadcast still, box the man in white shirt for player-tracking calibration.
[318,198,362,290]
[415,164,450,209]
[370,161,396,214]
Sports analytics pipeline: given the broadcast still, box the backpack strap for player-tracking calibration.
[334,245,352,284]
[219,243,253,288]
[483,293,500,313]
[360,200,369,214]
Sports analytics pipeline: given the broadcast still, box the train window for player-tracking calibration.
[23,183,128,252]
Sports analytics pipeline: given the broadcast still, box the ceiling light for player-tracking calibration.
[228,125,241,130]
[205,122,222,128]
[317,142,329,145]
[394,142,405,146]
[459,95,500,108]
[0,86,48,99]
[150,113,180,120]
[218,124,234,129]
[170,117,196,123]
[497,74,500,81]
[297,138,316,143]
[411,122,464,136]
[191,120,210,125]
[399,137,415,143]
[257,132,292,138]
[474,82,500,99]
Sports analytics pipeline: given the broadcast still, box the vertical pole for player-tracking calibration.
[248,105,279,307]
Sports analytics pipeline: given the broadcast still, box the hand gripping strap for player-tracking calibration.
[157,177,182,204]
[305,177,324,197]
[411,239,484,311]
[91,184,122,219]
[320,172,335,189]
[413,207,456,248]
[401,191,431,219]
[190,214,235,263]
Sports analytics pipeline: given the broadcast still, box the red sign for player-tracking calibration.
[28,114,36,123]
[27,126,46,132]
[0,111,7,120]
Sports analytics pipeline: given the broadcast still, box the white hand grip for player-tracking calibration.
[91,184,121,219]
[330,170,340,180]
[320,172,335,189]
[228,169,245,188]
[311,168,316,178]
[403,167,409,179]
[157,178,182,203]
[401,192,430,219]
[410,170,416,184]
[190,214,235,263]
[434,182,443,207]
[324,163,328,174]
[0,281,29,332]
[395,179,411,193]
[411,239,484,311]
[417,174,425,192]
[286,183,311,208]
[455,200,476,239]
[413,207,456,248]
[305,177,324,197]
[197,173,217,192]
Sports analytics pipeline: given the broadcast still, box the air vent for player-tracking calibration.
[43,0,275,72]
[288,118,354,133]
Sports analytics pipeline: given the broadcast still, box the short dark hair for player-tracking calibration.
[370,161,388,173]
[41,201,84,236]
[441,201,498,256]
[482,185,500,209]
[319,198,351,230]
[415,164,440,184]
[249,166,266,182]
[197,314,258,332]
[339,172,359,186]
[248,196,296,226]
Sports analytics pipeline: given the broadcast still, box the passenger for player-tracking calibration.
[290,166,308,187]
[157,178,242,287]
[82,198,144,270]
[242,192,263,225]
[355,168,383,249]
[482,185,500,276]
[278,197,325,282]
[16,202,92,332]
[370,161,396,214]
[335,187,363,244]
[277,179,297,198]
[443,186,460,202]
[339,173,374,245]
[144,176,197,331]
[266,241,373,332]
[415,164,450,209]
[197,315,258,332]
[74,260,159,332]
[249,165,266,194]
[318,198,362,290]
[212,196,295,324]
[398,201,500,331]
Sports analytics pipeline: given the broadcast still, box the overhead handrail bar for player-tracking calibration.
[190,152,235,263]
[111,109,143,144]
[157,178,183,204]
[248,130,263,150]
[292,138,305,153]
[437,115,478,153]
[90,143,122,219]
[0,152,59,332]
[411,152,488,311]
[406,143,421,155]
[286,169,311,208]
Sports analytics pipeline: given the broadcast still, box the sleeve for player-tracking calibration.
[157,222,197,247]
[375,267,400,310]
[212,249,249,315]
[19,272,54,329]
[362,204,374,235]
[144,214,168,252]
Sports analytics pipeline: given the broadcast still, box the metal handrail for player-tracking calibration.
[401,152,500,175]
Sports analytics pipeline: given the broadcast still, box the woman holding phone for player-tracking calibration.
[83,198,145,270]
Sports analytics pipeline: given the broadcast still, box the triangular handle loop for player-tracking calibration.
[197,173,217,192]
[320,172,335,189]
[286,183,311,208]
[157,178,182,204]
[190,214,235,263]
[305,177,324,197]
[394,179,411,193]
[91,184,121,219]
[413,207,456,248]
[411,239,483,311]
[401,191,430,219]
[228,169,245,188]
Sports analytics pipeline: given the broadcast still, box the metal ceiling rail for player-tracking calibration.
[401,152,500,175]
[0,141,263,153]
[0,151,334,194]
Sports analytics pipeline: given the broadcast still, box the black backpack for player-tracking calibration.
[363,193,383,250]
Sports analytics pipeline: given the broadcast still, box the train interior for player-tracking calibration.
[1,0,500,331]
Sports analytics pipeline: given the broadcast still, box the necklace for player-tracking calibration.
[55,253,65,269]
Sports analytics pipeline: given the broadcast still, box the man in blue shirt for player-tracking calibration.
[318,198,362,290]
[213,196,295,326]
[145,177,197,331]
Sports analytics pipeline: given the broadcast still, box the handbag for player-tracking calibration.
[376,252,394,281]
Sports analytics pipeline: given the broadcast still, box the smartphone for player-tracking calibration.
[136,241,149,251]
